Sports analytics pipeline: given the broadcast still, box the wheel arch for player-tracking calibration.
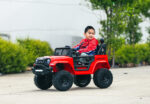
[92,61,110,73]
[52,62,75,75]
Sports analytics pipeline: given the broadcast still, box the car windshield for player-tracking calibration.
[54,48,70,56]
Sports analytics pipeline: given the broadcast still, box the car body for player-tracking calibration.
[32,43,113,91]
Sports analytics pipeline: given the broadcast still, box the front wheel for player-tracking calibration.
[93,69,113,88]
[34,73,52,90]
[52,70,73,91]
[74,75,91,87]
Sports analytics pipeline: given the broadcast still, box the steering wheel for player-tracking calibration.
[72,48,80,57]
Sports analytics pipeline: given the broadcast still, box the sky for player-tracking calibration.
[0,0,149,47]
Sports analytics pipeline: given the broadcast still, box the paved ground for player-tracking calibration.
[0,66,150,104]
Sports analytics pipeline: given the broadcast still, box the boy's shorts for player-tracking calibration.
[80,53,88,56]
[79,53,88,64]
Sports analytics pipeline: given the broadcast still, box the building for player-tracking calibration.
[0,33,11,40]
[0,0,149,49]
[0,0,103,49]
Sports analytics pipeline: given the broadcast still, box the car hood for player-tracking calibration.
[43,56,72,61]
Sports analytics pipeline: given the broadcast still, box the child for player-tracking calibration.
[73,26,98,55]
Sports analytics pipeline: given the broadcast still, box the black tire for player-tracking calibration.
[34,73,52,90]
[52,70,73,91]
[74,75,91,87]
[93,69,113,88]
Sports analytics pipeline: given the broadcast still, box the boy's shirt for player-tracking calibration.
[73,38,98,55]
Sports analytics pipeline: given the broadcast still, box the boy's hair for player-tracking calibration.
[84,26,95,33]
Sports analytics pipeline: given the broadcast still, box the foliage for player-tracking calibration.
[123,4,143,44]
[138,0,150,17]
[115,44,150,66]
[0,38,29,74]
[17,38,53,66]
[88,0,150,67]
[147,28,150,45]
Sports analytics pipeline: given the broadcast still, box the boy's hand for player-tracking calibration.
[72,48,76,51]
[76,51,80,56]
[71,48,80,56]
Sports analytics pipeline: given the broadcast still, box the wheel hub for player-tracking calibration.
[61,77,70,87]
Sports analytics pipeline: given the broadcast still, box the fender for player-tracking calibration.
[50,60,75,74]
[49,56,74,68]
[50,61,72,66]
[91,60,110,73]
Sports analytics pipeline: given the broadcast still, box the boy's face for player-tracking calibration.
[84,29,95,40]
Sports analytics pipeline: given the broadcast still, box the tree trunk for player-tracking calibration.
[112,49,115,68]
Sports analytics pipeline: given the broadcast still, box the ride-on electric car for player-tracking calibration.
[32,39,113,91]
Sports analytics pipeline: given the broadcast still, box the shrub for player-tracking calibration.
[0,38,29,74]
[115,44,150,66]
[135,44,150,64]
[17,38,53,66]
[115,45,136,65]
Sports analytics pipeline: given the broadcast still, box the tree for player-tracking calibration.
[138,0,150,17]
[124,6,143,44]
[139,0,150,45]
[88,0,148,67]
[89,0,134,67]
[147,28,150,44]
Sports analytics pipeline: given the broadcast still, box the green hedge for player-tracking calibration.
[1,37,149,73]
[0,38,29,74]
[17,38,53,66]
[115,44,150,66]
[135,44,150,64]
[0,38,53,74]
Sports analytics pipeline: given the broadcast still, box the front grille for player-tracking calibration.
[32,64,52,75]
[34,65,44,69]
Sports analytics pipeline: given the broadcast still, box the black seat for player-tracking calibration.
[95,38,106,55]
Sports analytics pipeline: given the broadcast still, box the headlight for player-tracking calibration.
[46,59,51,64]
[35,59,38,63]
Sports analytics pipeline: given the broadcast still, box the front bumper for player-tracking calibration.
[32,64,52,75]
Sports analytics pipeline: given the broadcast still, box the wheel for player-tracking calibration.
[34,73,52,90]
[52,70,73,91]
[93,69,113,88]
[74,75,91,87]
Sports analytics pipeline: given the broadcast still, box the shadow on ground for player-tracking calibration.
[31,87,99,92]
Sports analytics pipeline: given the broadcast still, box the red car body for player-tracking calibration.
[40,55,110,75]
[32,45,113,91]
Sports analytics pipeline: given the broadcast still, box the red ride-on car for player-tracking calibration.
[32,39,113,91]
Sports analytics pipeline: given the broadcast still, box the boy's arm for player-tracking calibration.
[72,39,84,50]
[78,39,98,53]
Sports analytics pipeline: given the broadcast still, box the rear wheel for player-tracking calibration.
[53,70,73,91]
[74,75,91,87]
[34,73,52,90]
[93,69,113,88]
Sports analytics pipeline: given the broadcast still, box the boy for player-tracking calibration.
[73,26,98,55]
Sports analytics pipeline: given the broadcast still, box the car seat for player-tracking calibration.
[95,38,106,55]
